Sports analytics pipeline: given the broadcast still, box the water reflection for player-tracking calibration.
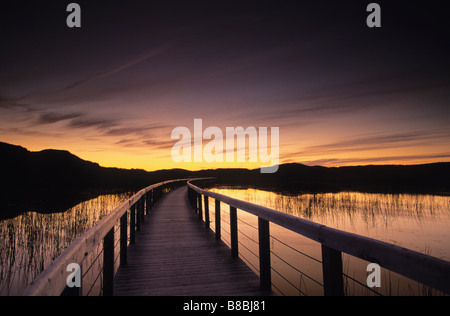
[209,187,450,296]
[0,192,134,296]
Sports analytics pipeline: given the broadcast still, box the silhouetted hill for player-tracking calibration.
[1,141,450,219]
[0,142,197,192]
[0,142,201,218]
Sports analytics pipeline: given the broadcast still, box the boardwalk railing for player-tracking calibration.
[21,179,188,296]
[187,180,450,296]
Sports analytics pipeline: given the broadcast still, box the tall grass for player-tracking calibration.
[0,192,134,296]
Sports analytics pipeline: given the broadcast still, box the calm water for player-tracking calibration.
[208,187,450,296]
[0,192,134,296]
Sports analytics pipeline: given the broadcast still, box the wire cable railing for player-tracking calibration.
[188,180,450,296]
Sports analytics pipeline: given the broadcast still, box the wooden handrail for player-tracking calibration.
[22,179,189,296]
[187,180,450,295]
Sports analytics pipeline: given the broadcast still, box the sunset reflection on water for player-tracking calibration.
[209,187,450,295]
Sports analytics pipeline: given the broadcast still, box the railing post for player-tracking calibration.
[130,205,136,244]
[140,197,145,223]
[230,206,238,258]
[158,187,162,202]
[146,192,151,214]
[198,194,203,220]
[194,192,200,214]
[150,189,154,208]
[103,228,114,296]
[136,199,141,231]
[204,196,210,228]
[120,212,128,266]
[258,218,272,292]
[321,245,344,296]
[215,200,221,240]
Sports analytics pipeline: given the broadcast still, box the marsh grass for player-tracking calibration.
[210,187,450,234]
[0,192,134,296]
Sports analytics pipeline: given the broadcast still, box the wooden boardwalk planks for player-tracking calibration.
[113,186,268,296]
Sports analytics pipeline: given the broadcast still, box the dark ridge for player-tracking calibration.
[1,141,449,219]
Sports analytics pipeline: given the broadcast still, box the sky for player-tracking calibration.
[1,1,449,171]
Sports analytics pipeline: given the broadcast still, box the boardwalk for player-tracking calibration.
[113,186,267,296]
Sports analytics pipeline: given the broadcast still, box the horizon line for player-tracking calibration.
[2,140,450,173]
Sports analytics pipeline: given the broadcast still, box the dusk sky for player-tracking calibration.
[1,1,449,171]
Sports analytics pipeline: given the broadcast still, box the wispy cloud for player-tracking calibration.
[285,128,450,159]
[228,75,450,127]
[2,41,174,126]
[60,41,174,93]
[299,153,450,167]
[37,111,83,124]
[105,124,167,137]
[0,94,36,112]
[67,117,119,130]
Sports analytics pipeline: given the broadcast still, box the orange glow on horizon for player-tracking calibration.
[3,134,449,173]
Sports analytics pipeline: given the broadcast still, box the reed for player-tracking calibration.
[0,192,134,296]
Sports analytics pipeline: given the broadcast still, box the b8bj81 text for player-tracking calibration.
[227,301,265,313]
